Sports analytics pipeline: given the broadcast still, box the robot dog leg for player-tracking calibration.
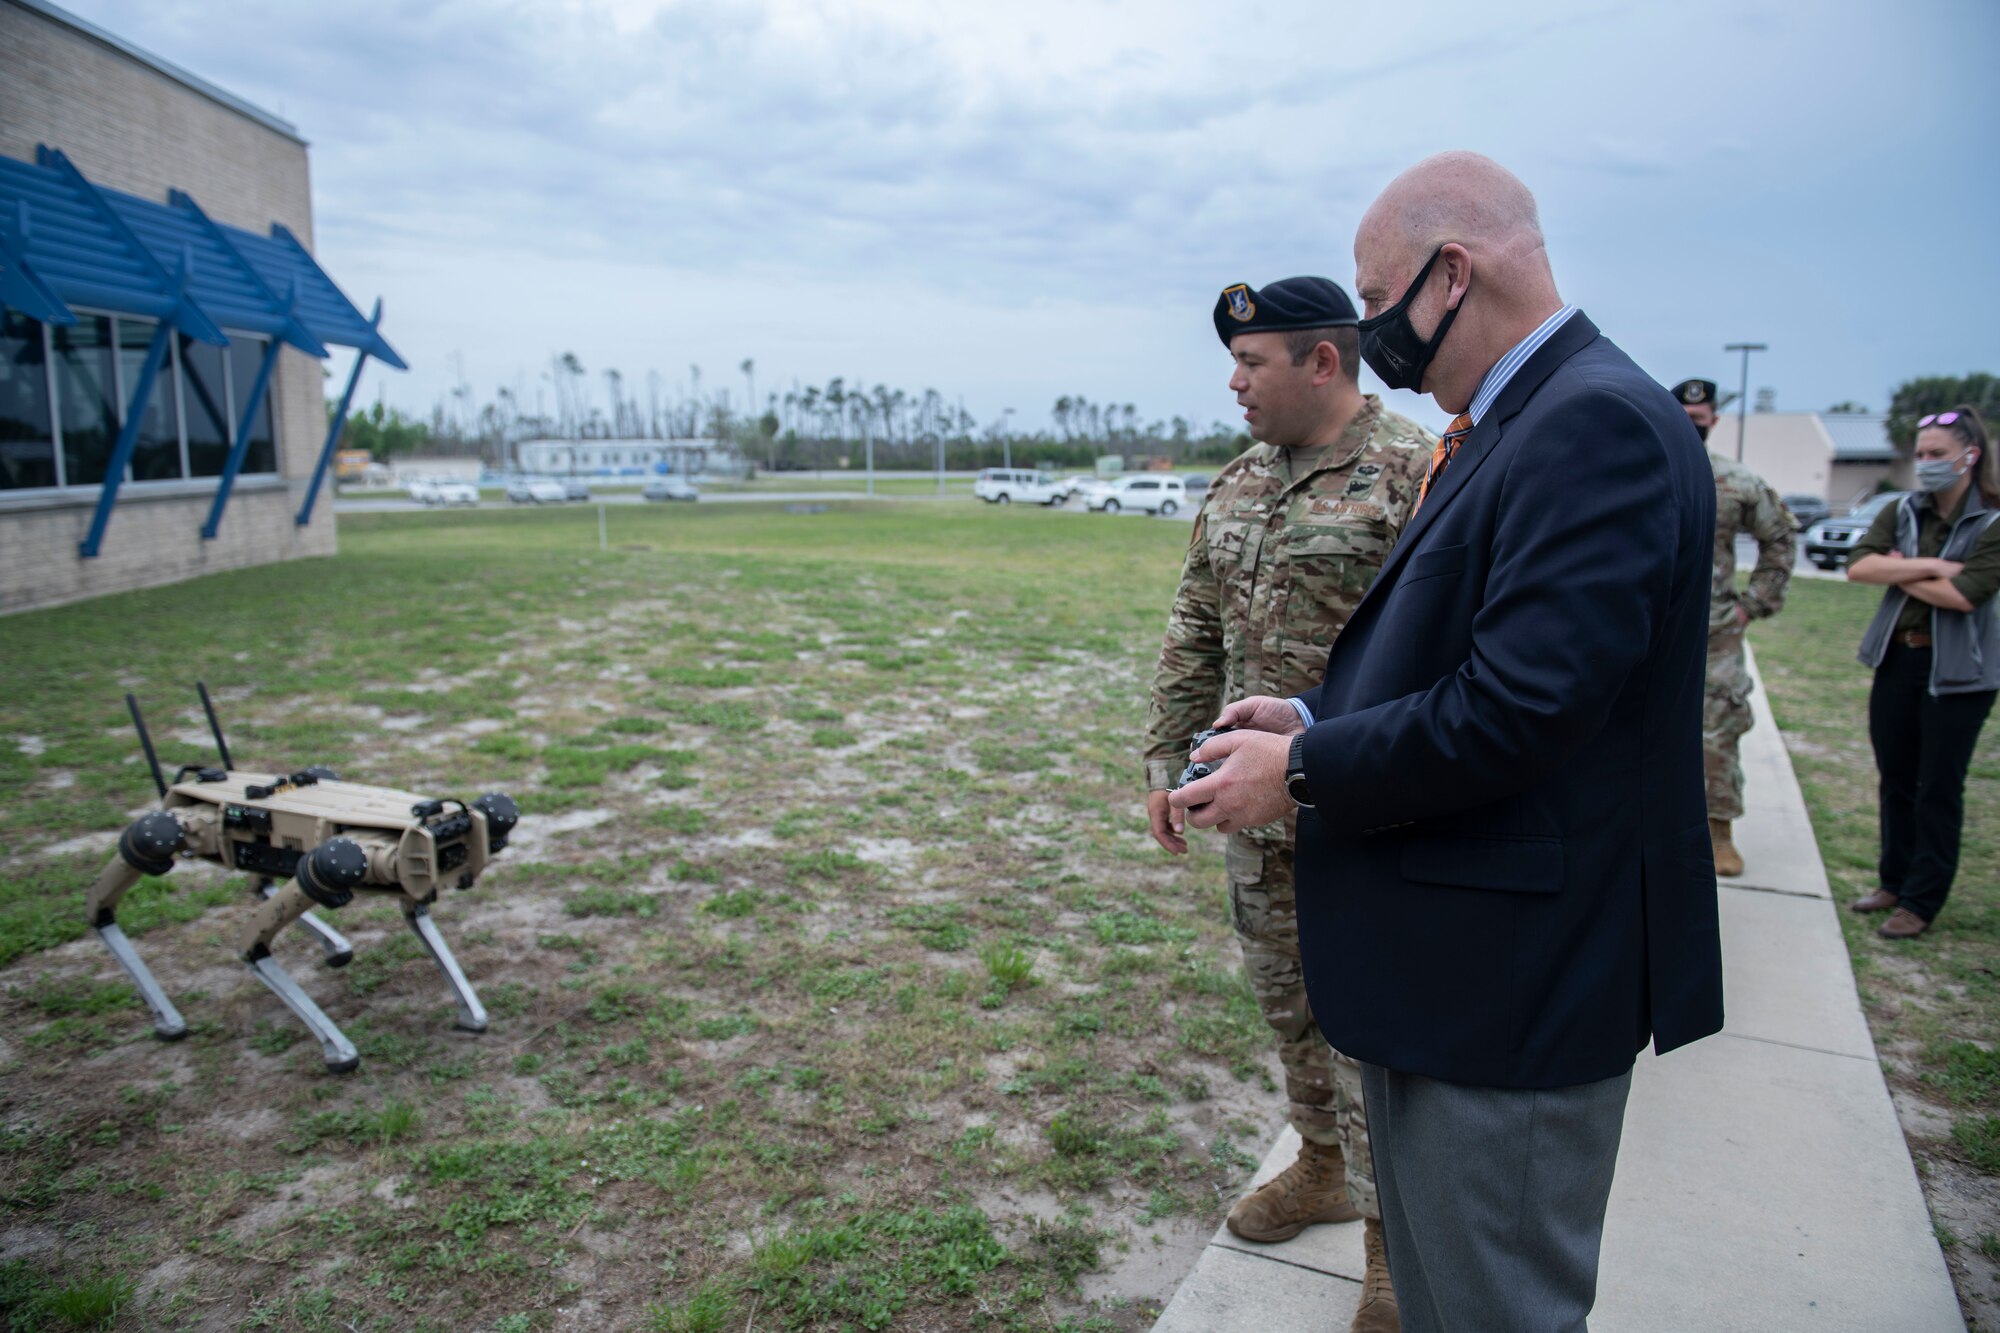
[239,838,368,1073]
[85,811,193,1041]
[396,791,518,1034]
[252,877,355,969]
[405,902,487,1034]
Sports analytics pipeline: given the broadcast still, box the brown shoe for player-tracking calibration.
[1225,1137,1359,1242]
[1351,1217,1400,1332]
[1709,819,1744,878]
[1877,908,1929,939]
[1850,889,1899,913]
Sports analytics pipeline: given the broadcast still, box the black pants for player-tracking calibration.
[1868,643,1995,922]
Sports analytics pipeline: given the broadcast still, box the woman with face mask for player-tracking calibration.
[1846,406,2000,938]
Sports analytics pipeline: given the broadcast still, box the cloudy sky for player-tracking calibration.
[60,0,2000,436]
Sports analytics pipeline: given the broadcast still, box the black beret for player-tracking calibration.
[1673,378,1719,407]
[1214,276,1359,346]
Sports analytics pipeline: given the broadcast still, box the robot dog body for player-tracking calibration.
[87,687,517,1073]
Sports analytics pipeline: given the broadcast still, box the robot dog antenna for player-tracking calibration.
[125,693,167,799]
[196,680,233,770]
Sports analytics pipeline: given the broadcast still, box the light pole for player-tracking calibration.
[1001,407,1015,470]
[1724,342,1767,463]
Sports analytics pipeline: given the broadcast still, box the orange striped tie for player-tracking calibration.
[1414,413,1474,515]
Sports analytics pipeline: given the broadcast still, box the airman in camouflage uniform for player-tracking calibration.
[1148,287,1430,1235]
[1676,379,1796,878]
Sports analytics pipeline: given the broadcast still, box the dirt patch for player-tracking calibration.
[36,831,115,859]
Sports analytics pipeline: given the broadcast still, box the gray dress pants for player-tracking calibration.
[1359,1061,1633,1333]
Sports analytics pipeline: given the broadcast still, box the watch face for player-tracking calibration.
[1287,774,1313,807]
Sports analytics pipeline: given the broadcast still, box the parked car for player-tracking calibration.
[563,478,591,502]
[405,478,439,505]
[1803,492,1905,569]
[1087,475,1188,515]
[506,477,568,504]
[428,479,479,507]
[643,476,700,502]
[1781,493,1830,530]
[1179,473,1211,497]
[973,468,1067,505]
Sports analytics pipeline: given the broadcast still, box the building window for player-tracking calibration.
[180,332,231,477]
[52,315,118,486]
[0,310,57,489]
[120,317,185,481]
[227,336,277,475]
[0,311,287,490]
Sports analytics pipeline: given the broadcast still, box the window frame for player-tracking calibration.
[0,309,286,503]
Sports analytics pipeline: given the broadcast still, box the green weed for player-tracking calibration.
[981,943,1036,990]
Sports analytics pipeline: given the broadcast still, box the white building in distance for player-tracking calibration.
[515,438,746,478]
[1710,411,1905,510]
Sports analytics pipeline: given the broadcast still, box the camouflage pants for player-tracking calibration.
[1705,626,1755,821]
[1225,832,1377,1218]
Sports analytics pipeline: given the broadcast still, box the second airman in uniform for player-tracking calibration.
[1676,378,1797,876]
[1145,277,1432,1333]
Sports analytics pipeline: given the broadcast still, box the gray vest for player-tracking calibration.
[1857,490,2000,694]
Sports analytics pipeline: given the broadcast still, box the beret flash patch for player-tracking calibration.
[1224,284,1255,322]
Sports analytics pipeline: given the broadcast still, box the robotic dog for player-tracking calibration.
[86,684,518,1073]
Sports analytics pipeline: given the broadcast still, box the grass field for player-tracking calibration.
[1751,579,2000,1323]
[0,501,1272,1332]
[7,507,1993,1329]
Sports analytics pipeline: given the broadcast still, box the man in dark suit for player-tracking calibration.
[1170,151,1723,1332]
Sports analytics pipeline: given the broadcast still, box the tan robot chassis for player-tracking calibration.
[86,685,518,1073]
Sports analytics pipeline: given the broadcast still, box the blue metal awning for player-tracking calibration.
[0,148,225,344]
[0,143,406,554]
[220,221,405,369]
[0,145,401,364]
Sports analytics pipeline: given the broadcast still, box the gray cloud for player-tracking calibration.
[52,0,2000,432]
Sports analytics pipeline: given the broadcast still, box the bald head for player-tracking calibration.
[1366,151,1545,261]
[1352,151,1564,413]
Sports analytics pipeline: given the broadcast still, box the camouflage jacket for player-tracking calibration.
[1711,452,1796,633]
[1143,397,1431,824]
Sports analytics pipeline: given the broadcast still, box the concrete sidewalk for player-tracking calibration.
[1152,649,1964,1332]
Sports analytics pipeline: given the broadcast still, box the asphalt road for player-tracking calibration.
[333,490,974,514]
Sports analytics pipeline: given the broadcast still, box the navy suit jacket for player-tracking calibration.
[1294,312,1723,1089]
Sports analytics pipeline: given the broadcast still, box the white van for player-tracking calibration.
[974,468,1067,505]
[1087,475,1187,515]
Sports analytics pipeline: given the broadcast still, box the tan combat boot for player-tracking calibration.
[1709,818,1744,878]
[1225,1137,1360,1242]
[1351,1217,1400,1332]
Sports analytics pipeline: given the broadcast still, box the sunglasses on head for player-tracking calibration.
[1919,412,1962,428]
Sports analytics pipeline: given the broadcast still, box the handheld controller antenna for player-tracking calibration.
[126,693,167,799]
[196,680,233,770]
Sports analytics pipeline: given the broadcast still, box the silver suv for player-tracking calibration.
[1803,492,1905,570]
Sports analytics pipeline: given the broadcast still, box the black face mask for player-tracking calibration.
[1358,247,1463,392]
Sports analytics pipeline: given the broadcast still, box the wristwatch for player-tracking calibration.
[1286,733,1314,808]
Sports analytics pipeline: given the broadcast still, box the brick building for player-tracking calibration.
[0,0,400,614]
